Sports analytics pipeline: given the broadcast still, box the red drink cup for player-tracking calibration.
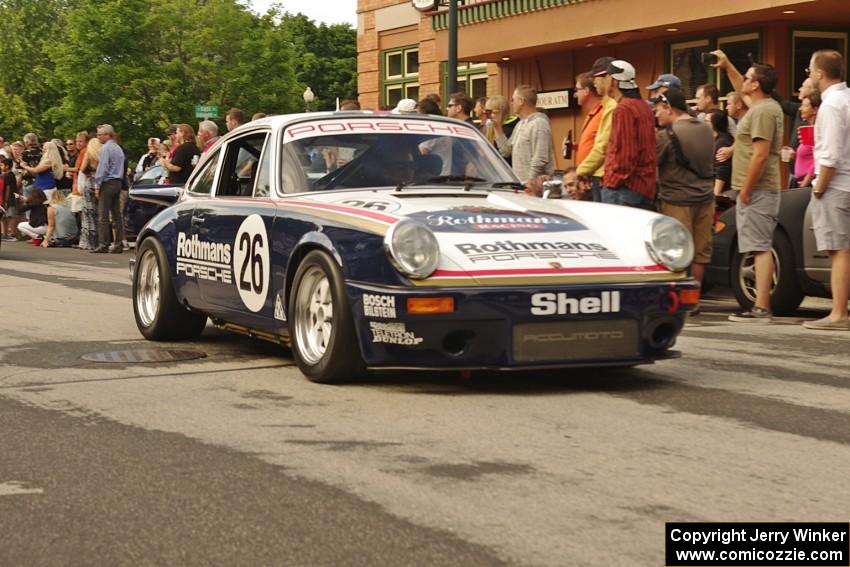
[799,125,814,146]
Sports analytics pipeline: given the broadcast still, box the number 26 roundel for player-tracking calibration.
[232,214,271,312]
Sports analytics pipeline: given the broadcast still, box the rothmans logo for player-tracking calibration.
[530,291,621,315]
[177,233,231,264]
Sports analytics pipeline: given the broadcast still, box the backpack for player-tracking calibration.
[665,126,714,180]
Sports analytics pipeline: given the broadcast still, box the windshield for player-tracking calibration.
[281,118,519,193]
[135,164,166,185]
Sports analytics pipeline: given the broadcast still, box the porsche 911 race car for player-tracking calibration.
[131,112,698,383]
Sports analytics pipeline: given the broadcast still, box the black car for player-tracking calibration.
[124,165,180,243]
[705,187,831,315]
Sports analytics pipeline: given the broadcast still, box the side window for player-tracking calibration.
[188,151,220,195]
[254,142,271,197]
[218,132,268,197]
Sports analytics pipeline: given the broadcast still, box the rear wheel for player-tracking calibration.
[289,250,364,384]
[731,231,804,315]
[133,237,207,340]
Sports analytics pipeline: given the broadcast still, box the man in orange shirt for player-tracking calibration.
[575,57,618,202]
[568,72,602,199]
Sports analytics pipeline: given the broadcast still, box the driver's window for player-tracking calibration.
[217,133,268,197]
[254,143,271,197]
[188,151,219,195]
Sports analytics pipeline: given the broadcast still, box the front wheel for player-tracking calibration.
[133,237,207,340]
[730,230,804,315]
[289,250,364,384]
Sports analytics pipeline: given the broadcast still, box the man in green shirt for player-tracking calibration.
[713,50,784,323]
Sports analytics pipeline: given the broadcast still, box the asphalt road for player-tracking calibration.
[2,241,849,566]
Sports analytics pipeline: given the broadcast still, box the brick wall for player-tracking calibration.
[357,5,381,109]
[357,0,466,109]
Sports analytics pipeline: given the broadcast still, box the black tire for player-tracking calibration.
[288,250,365,384]
[133,237,207,340]
[730,230,804,315]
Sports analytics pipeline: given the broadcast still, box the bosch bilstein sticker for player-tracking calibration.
[233,214,271,312]
[363,294,397,318]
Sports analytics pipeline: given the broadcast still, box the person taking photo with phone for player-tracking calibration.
[711,49,784,323]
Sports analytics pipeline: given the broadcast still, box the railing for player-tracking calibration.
[431,0,583,30]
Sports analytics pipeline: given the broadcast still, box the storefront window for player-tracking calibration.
[670,39,710,99]
[447,62,488,99]
[382,46,419,108]
[792,31,847,93]
[718,34,760,95]
[406,50,420,75]
[470,74,488,99]
[668,33,761,100]
[386,52,403,79]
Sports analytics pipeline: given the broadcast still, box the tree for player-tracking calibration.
[0,0,357,157]
[279,13,357,111]
[0,0,70,136]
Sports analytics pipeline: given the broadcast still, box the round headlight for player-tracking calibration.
[384,219,440,279]
[645,216,694,272]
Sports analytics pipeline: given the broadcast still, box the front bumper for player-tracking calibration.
[347,279,698,369]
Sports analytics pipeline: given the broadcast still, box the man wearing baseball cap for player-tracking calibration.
[647,73,683,98]
[575,56,618,202]
[593,59,657,209]
[652,88,716,294]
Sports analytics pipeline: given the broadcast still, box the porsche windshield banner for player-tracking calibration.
[284,119,479,142]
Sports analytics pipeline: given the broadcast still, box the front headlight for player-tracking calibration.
[384,219,440,279]
[645,216,694,272]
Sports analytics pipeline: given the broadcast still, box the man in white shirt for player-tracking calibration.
[804,49,850,330]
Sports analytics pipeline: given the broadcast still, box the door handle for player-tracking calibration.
[191,215,205,225]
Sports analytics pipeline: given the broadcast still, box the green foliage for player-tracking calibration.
[0,0,356,157]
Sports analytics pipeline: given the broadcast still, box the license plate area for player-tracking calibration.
[512,319,640,362]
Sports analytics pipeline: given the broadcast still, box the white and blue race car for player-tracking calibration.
[131,112,698,383]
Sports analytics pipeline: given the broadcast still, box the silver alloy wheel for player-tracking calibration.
[738,248,779,303]
[293,265,334,365]
[136,248,161,327]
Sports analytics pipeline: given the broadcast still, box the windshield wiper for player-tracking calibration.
[395,175,488,192]
[489,181,526,190]
[425,175,487,184]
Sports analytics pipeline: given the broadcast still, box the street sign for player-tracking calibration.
[194,104,220,119]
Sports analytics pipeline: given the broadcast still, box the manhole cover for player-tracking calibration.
[81,349,207,364]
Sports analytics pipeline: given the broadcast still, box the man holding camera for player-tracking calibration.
[712,50,784,323]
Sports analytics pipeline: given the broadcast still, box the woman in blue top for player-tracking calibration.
[20,141,64,199]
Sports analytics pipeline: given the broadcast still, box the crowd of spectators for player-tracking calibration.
[0,107,254,252]
[3,57,848,329]
[382,48,848,328]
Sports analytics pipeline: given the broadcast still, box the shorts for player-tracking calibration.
[811,188,850,251]
[736,189,780,253]
[3,204,16,217]
[658,200,714,264]
[601,186,656,211]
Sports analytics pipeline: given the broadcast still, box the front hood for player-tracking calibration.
[289,189,681,286]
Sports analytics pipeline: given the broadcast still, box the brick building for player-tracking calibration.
[357,0,849,169]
